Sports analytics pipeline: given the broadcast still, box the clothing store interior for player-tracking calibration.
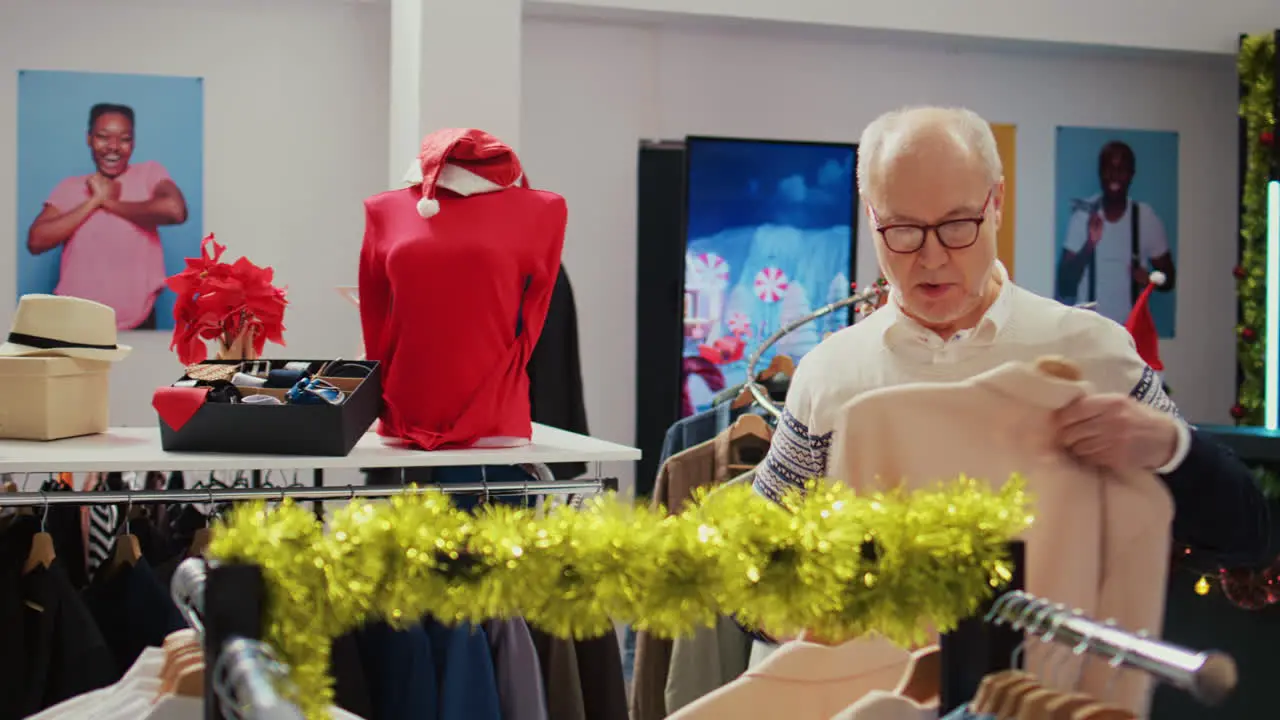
[1,2,1279,719]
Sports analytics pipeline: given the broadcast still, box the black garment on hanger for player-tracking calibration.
[331,630,375,718]
[84,555,186,679]
[574,629,629,720]
[527,265,591,479]
[39,478,88,591]
[0,517,116,719]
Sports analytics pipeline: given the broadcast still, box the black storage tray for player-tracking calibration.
[158,359,382,456]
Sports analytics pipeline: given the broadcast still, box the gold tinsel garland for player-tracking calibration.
[1234,33,1276,435]
[207,476,1032,719]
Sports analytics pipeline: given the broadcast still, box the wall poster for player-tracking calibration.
[1053,126,1179,337]
[681,137,857,416]
[990,123,1017,278]
[16,70,204,331]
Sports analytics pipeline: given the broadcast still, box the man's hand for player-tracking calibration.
[1086,212,1104,249]
[86,174,119,206]
[1054,394,1180,472]
[1130,263,1150,287]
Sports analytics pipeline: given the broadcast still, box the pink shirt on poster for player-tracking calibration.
[44,160,171,330]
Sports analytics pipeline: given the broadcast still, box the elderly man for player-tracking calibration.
[751,106,1268,639]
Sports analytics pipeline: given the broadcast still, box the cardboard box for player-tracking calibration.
[158,359,382,456]
[0,356,111,440]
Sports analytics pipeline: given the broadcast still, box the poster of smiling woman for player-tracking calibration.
[1053,125,1179,337]
[15,70,204,331]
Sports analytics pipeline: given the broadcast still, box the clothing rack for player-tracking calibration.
[988,590,1238,706]
[0,477,606,508]
[157,478,607,719]
[170,556,301,719]
[742,286,880,418]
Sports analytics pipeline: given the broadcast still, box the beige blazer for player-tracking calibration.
[667,636,910,720]
[827,358,1173,716]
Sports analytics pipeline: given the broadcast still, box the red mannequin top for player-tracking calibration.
[359,129,566,450]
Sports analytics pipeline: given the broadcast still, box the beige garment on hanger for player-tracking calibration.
[667,635,911,720]
[633,430,771,720]
[826,358,1173,716]
[830,690,937,720]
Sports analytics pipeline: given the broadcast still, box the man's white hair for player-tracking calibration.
[856,106,1002,203]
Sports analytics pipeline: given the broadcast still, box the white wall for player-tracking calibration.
[522,17,1241,491]
[532,0,1280,55]
[0,0,390,435]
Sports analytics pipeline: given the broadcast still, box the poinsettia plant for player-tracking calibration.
[166,234,288,364]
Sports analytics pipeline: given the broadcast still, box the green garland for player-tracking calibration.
[1234,34,1279,497]
[1234,34,1276,427]
[207,477,1031,719]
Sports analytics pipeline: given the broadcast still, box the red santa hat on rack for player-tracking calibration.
[1124,271,1166,371]
[401,128,528,218]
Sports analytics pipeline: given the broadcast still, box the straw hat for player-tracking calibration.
[0,294,132,362]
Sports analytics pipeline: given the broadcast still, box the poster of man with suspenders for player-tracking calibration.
[1055,136,1179,334]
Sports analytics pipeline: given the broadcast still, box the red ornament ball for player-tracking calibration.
[849,281,858,291]
[1233,265,1248,280]
[1262,129,1275,147]
[1231,404,1247,419]
[1241,327,1258,342]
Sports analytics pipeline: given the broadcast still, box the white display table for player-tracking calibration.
[0,423,640,473]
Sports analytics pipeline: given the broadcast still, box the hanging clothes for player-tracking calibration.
[528,265,591,479]
[331,631,375,719]
[528,625,588,720]
[667,636,912,720]
[358,621,437,720]
[424,620,503,720]
[483,617,549,720]
[632,426,770,720]
[83,555,186,680]
[360,128,567,450]
[0,516,116,720]
[573,629,630,720]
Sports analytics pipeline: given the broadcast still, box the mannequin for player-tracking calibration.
[359,128,567,450]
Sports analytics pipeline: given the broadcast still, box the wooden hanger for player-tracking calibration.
[728,413,772,444]
[894,645,940,705]
[971,670,1032,714]
[1035,356,1082,381]
[1070,704,1135,720]
[23,497,56,574]
[731,354,796,409]
[189,527,213,558]
[107,530,143,575]
[1016,686,1068,719]
[991,675,1042,718]
[23,531,56,574]
[1044,693,1098,720]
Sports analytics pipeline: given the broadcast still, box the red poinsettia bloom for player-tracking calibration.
[166,234,289,364]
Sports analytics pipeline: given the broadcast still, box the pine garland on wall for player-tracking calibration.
[1233,34,1276,430]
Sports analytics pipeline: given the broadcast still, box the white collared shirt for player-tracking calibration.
[753,262,1190,502]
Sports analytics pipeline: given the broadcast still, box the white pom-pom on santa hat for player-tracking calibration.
[1149,271,1167,287]
[417,197,440,218]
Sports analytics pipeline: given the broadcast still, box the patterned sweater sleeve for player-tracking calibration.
[752,361,833,504]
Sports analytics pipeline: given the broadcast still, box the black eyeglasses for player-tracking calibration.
[870,189,993,254]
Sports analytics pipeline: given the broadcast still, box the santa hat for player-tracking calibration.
[1124,271,1166,371]
[402,128,527,218]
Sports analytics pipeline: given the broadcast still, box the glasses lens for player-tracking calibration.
[883,227,924,253]
[938,220,980,248]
